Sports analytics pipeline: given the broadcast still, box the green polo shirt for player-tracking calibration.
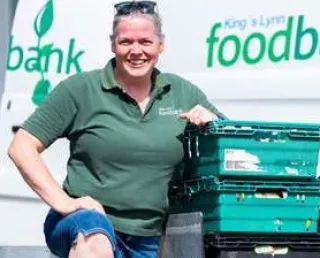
[22,58,225,236]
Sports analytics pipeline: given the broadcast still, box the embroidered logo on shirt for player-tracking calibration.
[159,107,183,116]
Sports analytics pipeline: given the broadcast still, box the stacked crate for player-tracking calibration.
[169,120,320,257]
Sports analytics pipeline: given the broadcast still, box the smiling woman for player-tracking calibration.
[7,1,226,258]
[111,13,164,105]
[110,1,165,113]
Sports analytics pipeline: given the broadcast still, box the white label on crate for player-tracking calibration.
[255,246,289,255]
[224,149,262,172]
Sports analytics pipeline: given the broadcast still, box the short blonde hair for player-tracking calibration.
[110,11,164,42]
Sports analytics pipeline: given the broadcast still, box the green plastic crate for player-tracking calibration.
[170,178,320,234]
[184,120,320,180]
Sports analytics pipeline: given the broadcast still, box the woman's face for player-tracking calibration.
[112,16,164,80]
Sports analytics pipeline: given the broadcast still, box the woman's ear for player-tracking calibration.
[159,35,165,53]
[110,35,115,53]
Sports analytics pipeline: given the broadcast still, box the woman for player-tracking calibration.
[8,1,226,258]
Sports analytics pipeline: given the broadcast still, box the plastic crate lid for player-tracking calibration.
[186,120,320,138]
[176,176,320,195]
[212,120,320,130]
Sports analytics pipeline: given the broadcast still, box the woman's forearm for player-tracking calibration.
[7,129,72,212]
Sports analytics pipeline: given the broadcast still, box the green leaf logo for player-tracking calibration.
[33,0,54,38]
[32,79,52,106]
[40,43,54,57]
[31,0,54,106]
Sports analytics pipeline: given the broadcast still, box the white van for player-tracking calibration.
[1,0,320,246]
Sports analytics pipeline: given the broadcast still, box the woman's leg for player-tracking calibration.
[44,208,117,258]
[69,232,113,258]
[116,231,160,258]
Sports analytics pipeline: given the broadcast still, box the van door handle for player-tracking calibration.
[11,125,21,133]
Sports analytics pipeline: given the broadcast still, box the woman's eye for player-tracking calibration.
[119,40,131,45]
[141,40,153,45]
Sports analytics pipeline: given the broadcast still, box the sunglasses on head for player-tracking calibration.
[114,1,157,16]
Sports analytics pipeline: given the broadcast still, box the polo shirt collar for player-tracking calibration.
[100,58,171,91]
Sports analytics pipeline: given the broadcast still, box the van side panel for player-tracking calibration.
[0,0,320,245]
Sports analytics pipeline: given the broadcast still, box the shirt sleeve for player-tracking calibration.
[22,80,78,147]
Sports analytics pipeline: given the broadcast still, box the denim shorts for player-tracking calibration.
[44,208,161,258]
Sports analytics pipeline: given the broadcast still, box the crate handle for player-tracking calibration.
[255,189,288,199]
[288,130,320,139]
[216,182,320,194]
[253,131,288,143]
[204,128,256,136]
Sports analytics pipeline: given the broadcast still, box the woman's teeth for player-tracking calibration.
[129,60,145,65]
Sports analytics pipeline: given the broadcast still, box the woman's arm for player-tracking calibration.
[8,129,105,215]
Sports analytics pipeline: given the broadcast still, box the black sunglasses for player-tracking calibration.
[114,1,157,16]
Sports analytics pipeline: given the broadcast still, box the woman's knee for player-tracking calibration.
[44,209,116,258]
[70,232,114,258]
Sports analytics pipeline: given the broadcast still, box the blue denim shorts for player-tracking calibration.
[44,208,160,258]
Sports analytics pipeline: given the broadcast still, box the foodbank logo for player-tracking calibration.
[6,0,85,105]
[206,15,320,68]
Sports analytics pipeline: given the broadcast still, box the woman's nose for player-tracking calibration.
[130,42,143,54]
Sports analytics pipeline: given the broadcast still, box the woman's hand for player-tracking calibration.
[58,196,106,216]
[179,105,218,127]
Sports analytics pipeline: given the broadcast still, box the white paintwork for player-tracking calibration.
[1,0,320,245]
